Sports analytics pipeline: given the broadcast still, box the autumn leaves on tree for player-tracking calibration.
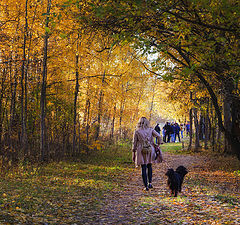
[0,0,239,164]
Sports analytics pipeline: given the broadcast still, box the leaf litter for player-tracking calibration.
[0,152,239,224]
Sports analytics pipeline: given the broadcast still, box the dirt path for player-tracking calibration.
[96,153,240,224]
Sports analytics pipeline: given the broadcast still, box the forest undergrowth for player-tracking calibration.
[0,141,239,224]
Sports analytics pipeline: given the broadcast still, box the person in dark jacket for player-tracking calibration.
[186,122,190,136]
[163,122,171,143]
[154,123,161,134]
[170,123,175,142]
[174,123,181,142]
[154,123,161,144]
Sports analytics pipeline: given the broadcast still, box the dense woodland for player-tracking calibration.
[0,0,239,166]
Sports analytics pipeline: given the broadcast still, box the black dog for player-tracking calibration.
[165,166,188,197]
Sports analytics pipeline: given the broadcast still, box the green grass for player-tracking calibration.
[0,140,239,224]
[214,194,240,206]
[161,142,183,152]
[0,141,134,224]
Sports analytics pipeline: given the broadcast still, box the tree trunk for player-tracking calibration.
[149,78,157,122]
[86,99,90,145]
[95,71,105,140]
[78,119,81,155]
[223,83,232,154]
[110,104,116,140]
[73,53,79,156]
[188,91,193,151]
[20,0,28,159]
[132,89,142,124]
[204,98,209,150]
[217,125,222,152]
[9,55,18,144]
[40,0,51,162]
[119,83,128,139]
[199,112,204,140]
[0,64,8,151]
[193,108,200,151]
[211,104,216,152]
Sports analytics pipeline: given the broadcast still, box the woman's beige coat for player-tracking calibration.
[132,127,163,166]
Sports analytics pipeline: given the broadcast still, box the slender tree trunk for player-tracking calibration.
[119,98,126,139]
[9,56,18,141]
[119,83,128,139]
[105,112,111,138]
[193,108,200,151]
[110,104,116,140]
[95,71,105,140]
[24,3,36,157]
[86,99,90,145]
[78,119,81,154]
[73,52,79,156]
[149,78,157,122]
[62,122,66,157]
[83,79,90,129]
[199,112,204,140]
[119,102,123,138]
[188,91,193,151]
[40,0,51,162]
[204,98,209,150]
[0,66,8,151]
[132,90,142,124]
[211,103,216,151]
[217,125,222,152]
[223,83,232,154]
[231,95,240,157]
[96,90,103,140]
[20,0,28,158]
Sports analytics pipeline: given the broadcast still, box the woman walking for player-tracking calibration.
[132,117,163,191]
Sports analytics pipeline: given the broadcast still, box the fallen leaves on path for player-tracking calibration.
[0,152,239,224]
[97,153,240,224]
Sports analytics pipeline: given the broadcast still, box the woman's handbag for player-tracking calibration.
[154,145,163,162]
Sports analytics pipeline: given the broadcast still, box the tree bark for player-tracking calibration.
[73,53,79,156]
[188,91,193,151]
[110,104,116,140]
[86,99,90,145]
[95,71,105,140]
[193,108,200,151]
[40,0,51,162]
[211,103,216,152]
[0,68,7,150]
[20,0,28,158]
[149,78,157,122]
[199,112,204,141]
[204,98,209,150]
[223,81,233,153]
[9,54,18,144]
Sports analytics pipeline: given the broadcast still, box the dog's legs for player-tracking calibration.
[179,179,184,192]
[174,189,178,197]
[179,182,182,192]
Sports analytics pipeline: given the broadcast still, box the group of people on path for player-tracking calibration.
[161,122,190,143]
[162,122,181,143]
[131,117,190,191]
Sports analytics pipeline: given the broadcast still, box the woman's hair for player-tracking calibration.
[137,117,150,129]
